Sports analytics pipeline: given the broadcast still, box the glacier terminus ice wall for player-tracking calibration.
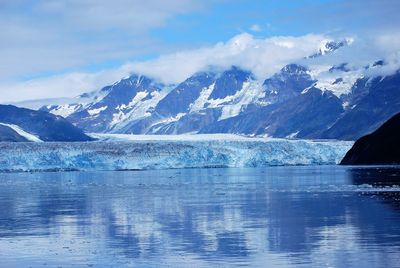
[0,135,353,172]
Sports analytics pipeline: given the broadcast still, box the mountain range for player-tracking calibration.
[39,40,400,141]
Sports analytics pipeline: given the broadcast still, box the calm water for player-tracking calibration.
[1,166,400,268]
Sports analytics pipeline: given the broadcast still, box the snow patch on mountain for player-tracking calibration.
[47,103,83,118]
[216,81,265,120]
[119,91,149,110]
[306,64,364,97]
[88,106,107,116]
[110,88,173,132]
[150,113,187,128]
[286,131,300,139]
[0,123,42,142]
[189,83,215,112]
[184,77,266,122]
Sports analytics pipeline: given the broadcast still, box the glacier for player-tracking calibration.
[0,134,353,172]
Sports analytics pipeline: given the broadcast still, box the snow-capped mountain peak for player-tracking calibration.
[309,38,352,58]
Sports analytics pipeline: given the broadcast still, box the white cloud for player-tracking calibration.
[130,33,330,83]
[0,0,217,82]
[35,0,207,32]
[2,31,400,103]
[0,65,134,103]
[2,0,400,104]
[0,32,330,102]
[250,24,262,32]
[301,32,400,77]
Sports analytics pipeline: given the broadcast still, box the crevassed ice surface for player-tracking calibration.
[0,136,352,172]
[0,166,400,267]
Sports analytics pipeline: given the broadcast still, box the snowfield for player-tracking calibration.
[0,123,43,142]
[0,134,353,172]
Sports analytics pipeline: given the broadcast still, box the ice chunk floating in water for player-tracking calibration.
[0,134,353,172]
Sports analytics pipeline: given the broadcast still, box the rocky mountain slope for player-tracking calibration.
[0,105,94,142]
[341,112,400,165]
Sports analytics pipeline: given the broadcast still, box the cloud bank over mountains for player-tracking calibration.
[1,0,400,103]
[130,33,329,84]
[2,31,400,103]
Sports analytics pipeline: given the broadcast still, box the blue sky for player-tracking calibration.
[1,0,399,102]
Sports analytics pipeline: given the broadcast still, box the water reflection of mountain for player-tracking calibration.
[0,167,400,266]
[349,167,400,187]
[347,167,400,248]
[349,167,400,214]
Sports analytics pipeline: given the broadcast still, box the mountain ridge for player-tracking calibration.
[0,104,94,142]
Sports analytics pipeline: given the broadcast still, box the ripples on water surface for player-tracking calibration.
[0,166,400,267]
